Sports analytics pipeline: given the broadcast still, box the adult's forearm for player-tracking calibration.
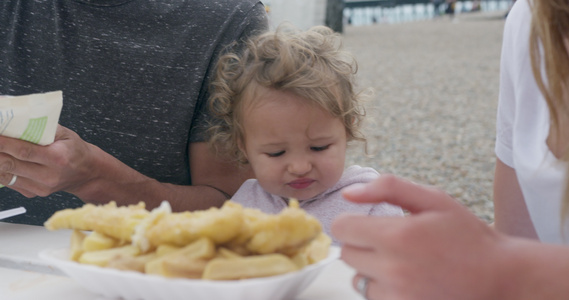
[493,159,539,239]
[68,144,228,211]
[497,237,569,300]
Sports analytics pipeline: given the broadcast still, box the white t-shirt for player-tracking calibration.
[495,0,569,244]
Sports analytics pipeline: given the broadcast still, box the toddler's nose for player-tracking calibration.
[288,159,311,176]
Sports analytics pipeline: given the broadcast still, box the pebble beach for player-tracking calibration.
[342,11,508,222]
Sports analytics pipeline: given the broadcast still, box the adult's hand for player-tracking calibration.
[0,125,253,212]
[331,175,513,300]
[0,125,98,198]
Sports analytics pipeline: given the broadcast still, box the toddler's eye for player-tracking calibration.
[266,151,285,157]
[311,145,330,152]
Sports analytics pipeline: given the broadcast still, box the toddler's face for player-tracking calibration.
[239,87,347,201]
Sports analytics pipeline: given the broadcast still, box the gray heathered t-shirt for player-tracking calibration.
[0,0,268,225]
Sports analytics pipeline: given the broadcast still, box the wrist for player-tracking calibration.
[489,237,531,300]
[494,237,569,300]
[68,143,146,203]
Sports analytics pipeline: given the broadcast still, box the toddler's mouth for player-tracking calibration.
[288,178,315,189]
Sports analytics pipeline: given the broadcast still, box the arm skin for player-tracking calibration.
[331,175,569,300]
[493,158,539,239]
[0,125,253,211]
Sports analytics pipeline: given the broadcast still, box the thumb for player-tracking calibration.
[55,124,67,139]
[342,174,460,214]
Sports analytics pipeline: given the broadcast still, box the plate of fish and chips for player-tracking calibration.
[40,200,339,300]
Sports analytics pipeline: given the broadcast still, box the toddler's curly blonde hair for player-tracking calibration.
[208,24,367,164]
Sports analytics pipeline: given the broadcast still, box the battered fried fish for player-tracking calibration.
[145,201,244,247]
[243,200,322,255]
[44,199,331,280]
[44,201,149,242]
[45,199,324,259]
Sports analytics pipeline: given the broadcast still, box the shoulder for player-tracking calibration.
[322,165,378,195]
[189,0,263,11]
[339,166,404,217]
[232,179,274,203]
[230,179,286,213]
[210,0,269,44]
[370,202,405,217]
[209,0,267,22]
[501,0,532,74]
[341,165,379,182]
[503,0,531,45]
[187,0,267,31]
[233,178,264,195]
[505,0,530,22]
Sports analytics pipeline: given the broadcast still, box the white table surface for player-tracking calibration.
[0,222,364,300]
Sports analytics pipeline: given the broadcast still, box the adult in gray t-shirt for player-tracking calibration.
[0,0,268,225]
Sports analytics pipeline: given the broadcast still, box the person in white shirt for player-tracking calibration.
[332,0,569,299]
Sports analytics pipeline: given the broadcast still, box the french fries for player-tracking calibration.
[107,252,158,273]
[202,254,298,280]
[69,229,86,261]
[82,231,120,252]
[79,245,140,267]
[45,200,330,280]
[145,237,216,278]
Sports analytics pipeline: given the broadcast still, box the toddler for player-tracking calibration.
[208,25,404,243]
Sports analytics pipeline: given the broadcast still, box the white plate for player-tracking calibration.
[39,247,340,300]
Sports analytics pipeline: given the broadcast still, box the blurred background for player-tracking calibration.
[263,0,513,31]
[261,0,515,223]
